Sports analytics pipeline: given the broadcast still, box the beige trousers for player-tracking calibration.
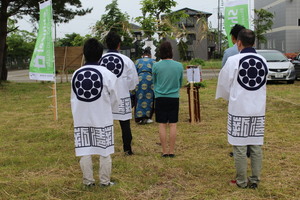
[233,145,262,188]
[79,155,112,185]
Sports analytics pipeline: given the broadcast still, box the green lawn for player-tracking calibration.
[0,80,299,200]
[182,59,222,70]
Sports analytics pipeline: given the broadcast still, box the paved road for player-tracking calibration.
[7,69,220,82]
[7,69,73,83]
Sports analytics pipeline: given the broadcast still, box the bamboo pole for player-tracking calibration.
[190,82,195,124]
[62,46,68,83]
[81,53,85,66]
[52,81,58,120]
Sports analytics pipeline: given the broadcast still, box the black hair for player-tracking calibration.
[143,47,151,55]
[159,41,173,59]
[83,38,103,62]
[106,31,121,50]
[230,24,246,39]
[237,29,255,47]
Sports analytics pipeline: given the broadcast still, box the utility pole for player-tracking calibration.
[217,0,220,55]
[217,0,225,56]
[217,0,223,55]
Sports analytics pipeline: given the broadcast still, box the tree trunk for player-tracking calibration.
[0,1,9,82]
[2,44,8,80]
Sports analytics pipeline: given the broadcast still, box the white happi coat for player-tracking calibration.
[216,48,268,146]
[99,50,139,120]
[71,64,119,157]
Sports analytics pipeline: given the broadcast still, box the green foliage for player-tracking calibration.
[136,0,178,38]
[55,33,89,47]
[136,0,190,61]
[92,0,132,47]
[7,31,36,58]
[205,59,222,69]
[178,40,188,61]
[253,9,274,48]
[18,0,92,24]
[6,19,36,58]
[189,58,205,66]
[182,59,222,69]
[0,0,92,81]
[185,81,207,88]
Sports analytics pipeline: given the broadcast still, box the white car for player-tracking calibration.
[256,50,296,84]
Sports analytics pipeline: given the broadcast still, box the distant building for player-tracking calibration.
[166,8,213,61]
[255,0,300,53]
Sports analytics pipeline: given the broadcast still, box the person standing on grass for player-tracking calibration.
[222,24,251,158]
[133,48,155,125]
[99,32,139,156]
[222,24,246,67]
[216,29,268,189]
[153,41,183,158]
[71,38,119,187]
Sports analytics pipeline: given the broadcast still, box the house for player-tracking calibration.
[167,8,213,61]
[255,0,300,53]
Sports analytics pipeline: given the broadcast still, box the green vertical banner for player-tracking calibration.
[29,0,55,81]
[224,0,250,47]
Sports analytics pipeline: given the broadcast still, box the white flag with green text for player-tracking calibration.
[224,0,250,47]
[29,0,55,81]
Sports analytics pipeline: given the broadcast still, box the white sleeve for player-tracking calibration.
[108,73,120,113]
[126,59,139,90]
[216,57,236,100]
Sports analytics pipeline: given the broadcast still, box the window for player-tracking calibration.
[186,51,194,61]
[178,17,195,28]
[267,40,271,49]
[298,19,300,26]
[281,41,285,52]
[187,34,196,45]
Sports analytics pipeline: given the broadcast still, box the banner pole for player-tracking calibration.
[51,0,58,121]
[52,81,58,120]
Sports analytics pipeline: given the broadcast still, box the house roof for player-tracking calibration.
[130,23,141,31]
[172,7,212,17]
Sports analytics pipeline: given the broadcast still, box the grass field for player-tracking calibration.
[182,59,222,70]
[0,79,299,200]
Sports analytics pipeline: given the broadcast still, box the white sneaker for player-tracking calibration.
[146,119,153,124]
[100,181,115,187]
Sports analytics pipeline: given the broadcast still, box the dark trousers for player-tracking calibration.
[119,120,132,152]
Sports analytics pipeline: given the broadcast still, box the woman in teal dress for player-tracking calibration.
[134,49,155,124]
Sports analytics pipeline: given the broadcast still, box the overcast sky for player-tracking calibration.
[18,0,221,38]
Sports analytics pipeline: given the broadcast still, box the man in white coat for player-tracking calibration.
[71,38,119,187]
[99,32,139,156]
[216,29,268,189]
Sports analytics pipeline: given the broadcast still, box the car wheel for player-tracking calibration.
[287,80,294,84]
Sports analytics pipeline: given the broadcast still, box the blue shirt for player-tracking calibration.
[222,44,239,67]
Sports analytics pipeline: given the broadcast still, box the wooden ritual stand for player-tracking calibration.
[187,83,201,124]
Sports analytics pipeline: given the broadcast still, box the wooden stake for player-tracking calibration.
[81,53,85,66]
[190,82,195,124]
[52,82,58,120]
[62,46,68,83]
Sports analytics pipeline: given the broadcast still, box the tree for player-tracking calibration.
[136,0,178,39]
[92,0,132,47]
[56,33,87,47]
[178,40,188,60]
[136,0,192,60]
[253,9,274,49]
[207,26,228,59]
[7,30,36,58]
[3,19,34,71]
[6,19,36,58]
[0,0,92,82]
